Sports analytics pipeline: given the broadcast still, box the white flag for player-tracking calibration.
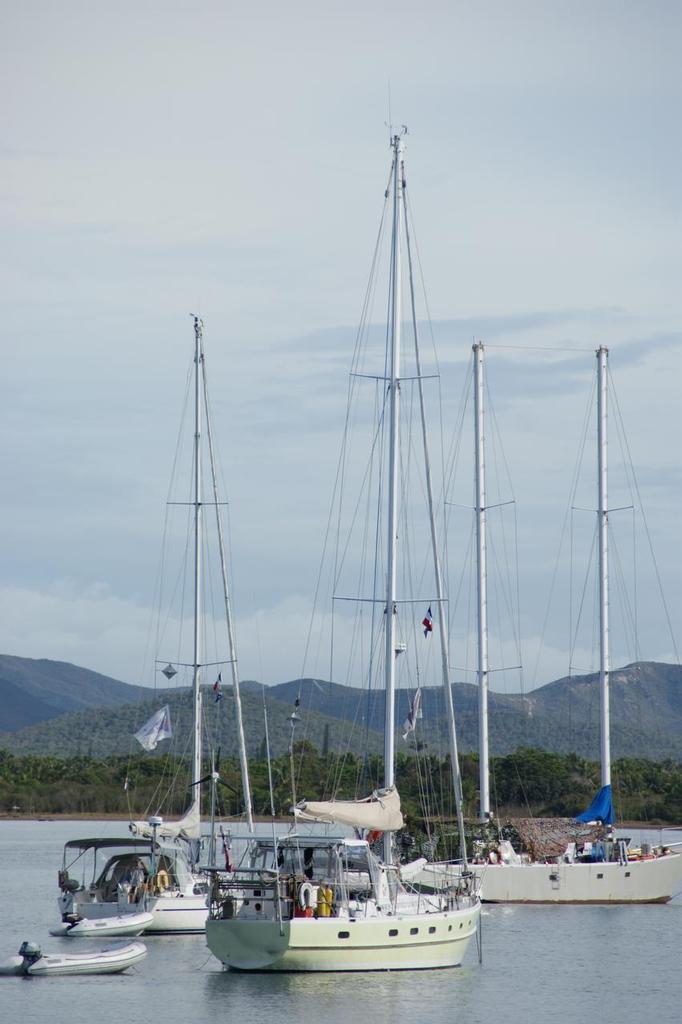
[134,705,172,751]
[402,688,422,740]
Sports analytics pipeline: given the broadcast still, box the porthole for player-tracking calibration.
[410,927,418,935]
[597,873,604,879]
[625,872,631,878]
[389,929,398,937]
[429,926,436,934]
[448,925,452,932]
[459,923,463,929]
[254,903,262,912]
[338,931,350,939]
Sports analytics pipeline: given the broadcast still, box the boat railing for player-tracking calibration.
[209,872,294,921]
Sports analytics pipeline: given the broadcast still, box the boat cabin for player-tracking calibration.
[58,836,202,914]
[209,834,406,924]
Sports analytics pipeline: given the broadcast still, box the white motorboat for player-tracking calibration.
[205,130,481,973]
[0,940,147,976]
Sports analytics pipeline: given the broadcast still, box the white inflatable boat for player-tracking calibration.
[50,912,153,938]
[0,940,147,976]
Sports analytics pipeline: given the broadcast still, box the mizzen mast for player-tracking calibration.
[597,345,611,790]
[190,314,204,819]
[473,342,490,821]
[383,130,405,865]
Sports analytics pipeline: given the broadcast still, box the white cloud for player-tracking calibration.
[1,3,679,691]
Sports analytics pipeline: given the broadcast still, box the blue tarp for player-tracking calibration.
[576,784,614,824]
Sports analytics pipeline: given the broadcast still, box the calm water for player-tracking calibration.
[1,820,680,1024]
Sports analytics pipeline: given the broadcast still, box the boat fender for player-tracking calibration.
[298,881,316,911]
[317,884,333,918]
[154,869,171,892]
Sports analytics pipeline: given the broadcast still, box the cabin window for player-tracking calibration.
[389,929,398,937]
[410,927,418,935]
[448,925,452,932]
[338,931,350,939]
[459,923,464,929]
[429,926,436,934]
[597,873,604,879]
[625,872,631,878]
[253,890,262,897]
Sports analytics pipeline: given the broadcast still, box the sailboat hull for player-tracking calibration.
[206,904,479,972]
[479,851,682,903]
[69,894,208,934]
[417,852,682,904]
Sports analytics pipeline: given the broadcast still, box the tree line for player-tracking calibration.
[1,745,680,830]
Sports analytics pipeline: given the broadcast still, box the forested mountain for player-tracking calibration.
[0,654,152,732]
[0,655,680,761]
[259,662,682,761]
[0,683,385,760]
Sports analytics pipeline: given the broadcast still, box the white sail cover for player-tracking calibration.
[294,786,404,832]
[129,802,200,841]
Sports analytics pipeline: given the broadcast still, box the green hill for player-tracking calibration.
[0,654,152,732]
[0,655,680,761]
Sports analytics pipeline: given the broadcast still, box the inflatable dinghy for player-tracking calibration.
[50,912,153,938]
[0,940,147,976]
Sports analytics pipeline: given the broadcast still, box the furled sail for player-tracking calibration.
[294,786,404,832]
[129,802,201,841]
[576,784,614,825]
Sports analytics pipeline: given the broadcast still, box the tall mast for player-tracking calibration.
[402,175,469,870]
[383,131,404,864]
[190,315,203,817]
[597,346,610,789]
[201,348,254,832]
[473,342,490,820]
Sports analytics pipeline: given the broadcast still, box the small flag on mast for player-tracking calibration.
[402,687,422,740]
[422,606,433,637]
[133,705,172,751]
[213,672,223,703]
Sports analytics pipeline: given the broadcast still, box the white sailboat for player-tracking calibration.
[467,344,682,903]
[205,131,481,972]
[56,317,251,933]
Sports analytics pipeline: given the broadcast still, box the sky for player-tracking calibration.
[1,0,679,694]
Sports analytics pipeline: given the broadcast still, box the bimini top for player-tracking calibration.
[64,837,155,853]
[294,786,404,832]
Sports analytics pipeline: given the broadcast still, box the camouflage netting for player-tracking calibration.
[509,818,604,860]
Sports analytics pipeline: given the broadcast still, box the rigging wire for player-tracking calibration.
[608,368,679,663]
[530,372,596,688]
[294,172,393,801]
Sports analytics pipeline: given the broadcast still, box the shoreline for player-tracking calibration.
[0,812,678,829]
[0,812,291,823]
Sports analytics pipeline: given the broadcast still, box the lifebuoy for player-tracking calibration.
[298,881,315,911]
[155,869,171,892]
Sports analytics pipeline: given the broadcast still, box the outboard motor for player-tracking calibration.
[13,941,43,974]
